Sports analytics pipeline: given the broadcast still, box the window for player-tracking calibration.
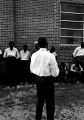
[60,3,84,45]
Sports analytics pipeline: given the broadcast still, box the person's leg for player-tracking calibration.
[36,96,44,120]
[46,79,55,120]
[36,77,45,120]
[80,71,84,83]
[7,58,12,87]
[70,72,76,85]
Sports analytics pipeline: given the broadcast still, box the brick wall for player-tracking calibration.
[0,0,83,63]
[15,0,83,63]
[0,0,14,52]
[14,0,59,53]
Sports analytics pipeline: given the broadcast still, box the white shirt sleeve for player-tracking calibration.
[30,53,37,73]
[73,46,80,57]
[16,49,20,59]
[70,64,76,72]
[3,49,7,58]
[0,50,2,55]
[50,54,59,77]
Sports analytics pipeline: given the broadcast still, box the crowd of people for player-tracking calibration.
[0,38,84,120]
[30,38,84,120]
[0,41,31,87]
[0,40,58,87]
[0,40,84,86]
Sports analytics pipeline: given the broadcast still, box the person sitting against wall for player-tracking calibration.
[20,44,31,84]
[73,42,84,68]
[50,46,57,60]
[58,62,68,84]
[3,41,20,88]
[70,61,83,85]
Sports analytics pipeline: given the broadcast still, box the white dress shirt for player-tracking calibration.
[3,47,20,59]
[30,48,59,77]
[73,46,84,57]
[20,50,31,60]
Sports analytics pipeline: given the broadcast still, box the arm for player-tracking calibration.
[73,47,80,57]
[50,54,59,77]
[16,49,20,59]
[3,49,7,58]
[79,65,83,72]
[0,50,2,55]
[70,64,76,72]
[19,51,22,60]
[28,52,31,59]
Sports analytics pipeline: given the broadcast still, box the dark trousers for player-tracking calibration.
[20,60,30,84]
[36,76,55,120]
[7,57,17,87]
[75,56,84,69]
[70,71,81,84]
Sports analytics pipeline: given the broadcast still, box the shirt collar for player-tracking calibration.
[39,48,47,51]
[23,50,28,53]
[9,47,14,51]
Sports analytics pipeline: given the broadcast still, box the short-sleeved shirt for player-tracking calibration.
[73,46,84,57]
[20,50,31,60]
[3,47,20,59]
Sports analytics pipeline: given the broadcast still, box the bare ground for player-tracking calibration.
[0,83,84,120]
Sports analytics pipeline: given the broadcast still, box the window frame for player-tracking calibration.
[60,3,84,46]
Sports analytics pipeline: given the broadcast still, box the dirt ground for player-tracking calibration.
[0,83,84,120]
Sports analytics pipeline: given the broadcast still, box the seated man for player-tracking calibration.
[58,62,70,84]
[70,61,83,84]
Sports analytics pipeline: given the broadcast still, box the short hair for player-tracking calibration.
[50,46,55,53]
[23,44,27,49]
[9,41,14,46]
[38,37,48,48]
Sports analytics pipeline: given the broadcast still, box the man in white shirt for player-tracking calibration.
[20,45,31,61]
[3,41,20,88]
[3,41,19,59]
[20,45,31,84]
[30,37,59,120]
[73,42,84,57]
[73,42,84,68]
